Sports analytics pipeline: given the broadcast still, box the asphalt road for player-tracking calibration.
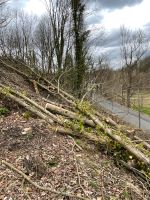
[93,95,150,133]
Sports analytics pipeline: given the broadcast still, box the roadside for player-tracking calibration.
[92,95,150,133]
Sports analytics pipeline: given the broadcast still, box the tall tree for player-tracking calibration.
[71,0,89,97]
[45,0,70,73]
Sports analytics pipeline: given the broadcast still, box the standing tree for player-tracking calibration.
[0,0,10,28]
[120,26,148,107]
[45,0,70,73]
[71,0,89,97]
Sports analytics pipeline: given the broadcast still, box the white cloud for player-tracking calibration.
[101,0,150,30]
[24,0,46,16]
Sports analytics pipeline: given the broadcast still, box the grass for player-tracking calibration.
[139,107,150,116]
[122,91,150,116]
[133,106,150,116]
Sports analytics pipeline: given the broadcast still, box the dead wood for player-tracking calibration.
[0,86,53,124]
[119,160,150,185]
[76,108,150,166]
[134,135,150,150]
[12,59,75,101]
[36,81,74,105]
[0,59,75,106]
[1,160,89,200]
[45,103,95,127]
[32,80,40,95]
[42,98,76,111]
[47,124,106,144]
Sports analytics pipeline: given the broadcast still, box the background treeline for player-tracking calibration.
[0,0,150,104]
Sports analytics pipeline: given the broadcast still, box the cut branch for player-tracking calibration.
[45,103,95,127]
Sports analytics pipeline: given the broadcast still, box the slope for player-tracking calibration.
[0,58,150,200]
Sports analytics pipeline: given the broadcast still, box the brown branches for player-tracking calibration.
[1,160,89,200]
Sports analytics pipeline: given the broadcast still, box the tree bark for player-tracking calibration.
[45,103,95,127]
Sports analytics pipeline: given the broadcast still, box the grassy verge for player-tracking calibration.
[139,106,150,116]
[133,106,150,116]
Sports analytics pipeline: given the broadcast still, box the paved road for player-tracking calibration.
[93,95,150,133]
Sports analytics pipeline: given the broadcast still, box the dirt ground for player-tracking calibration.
[0,108,150,200]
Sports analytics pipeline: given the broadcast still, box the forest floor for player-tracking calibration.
[1,109,149,200]
[0,60,150,200]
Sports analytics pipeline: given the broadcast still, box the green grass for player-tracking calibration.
[134,106,150,116]
[139,107,150,116]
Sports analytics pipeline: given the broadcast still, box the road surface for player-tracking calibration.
[93,95,150,133]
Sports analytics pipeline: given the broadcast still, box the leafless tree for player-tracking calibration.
[0,0,10,28]
[120,26,149,107]
[44,0,71,73]
[35,15,54,74]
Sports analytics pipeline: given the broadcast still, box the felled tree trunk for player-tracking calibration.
[82,111,150,165]
[0,87,53,124]
[45,103,95,127]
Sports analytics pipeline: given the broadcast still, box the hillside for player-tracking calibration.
[0,59,150,200]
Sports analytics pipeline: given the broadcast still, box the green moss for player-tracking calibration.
[89,181,98,190]
[122,190,130,199]
[0,107,9,116]
[23,111,30,120]
[75,139,82,146]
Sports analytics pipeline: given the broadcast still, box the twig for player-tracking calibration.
[119,160,150,186]
[32,80,40,95]
[75,158,90,199]
[2,160,89,200]
[68,135,83,151]
[126,182,147,200]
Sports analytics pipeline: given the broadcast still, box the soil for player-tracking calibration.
[0,111,149,200]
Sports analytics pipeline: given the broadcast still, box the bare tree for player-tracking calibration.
[120,26,148,107]
[35,15,54,74]
[0,0,10,28]
[45,0,70,73]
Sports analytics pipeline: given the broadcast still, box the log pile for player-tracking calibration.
[0,59,150,182]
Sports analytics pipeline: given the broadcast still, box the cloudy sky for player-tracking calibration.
[9,0,150,68]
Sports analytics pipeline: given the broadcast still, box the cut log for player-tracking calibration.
[47,125,106,145]
[45,103,95,127]
[33,80,40,95]
[0,87,53,124]
[77,107,150,166]
[0,83,64,126]
[42,98,76,111]
[134,135,150,150]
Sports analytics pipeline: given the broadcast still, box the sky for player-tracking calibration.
[8,0,150,68]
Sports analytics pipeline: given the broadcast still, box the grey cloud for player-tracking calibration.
[144,22,150,35]
[103,29,120,48]
[87,0,143,10]
[89,28,121,49]
[9,0,30,9]
[103,46,121,68]
[86,14,103,26]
